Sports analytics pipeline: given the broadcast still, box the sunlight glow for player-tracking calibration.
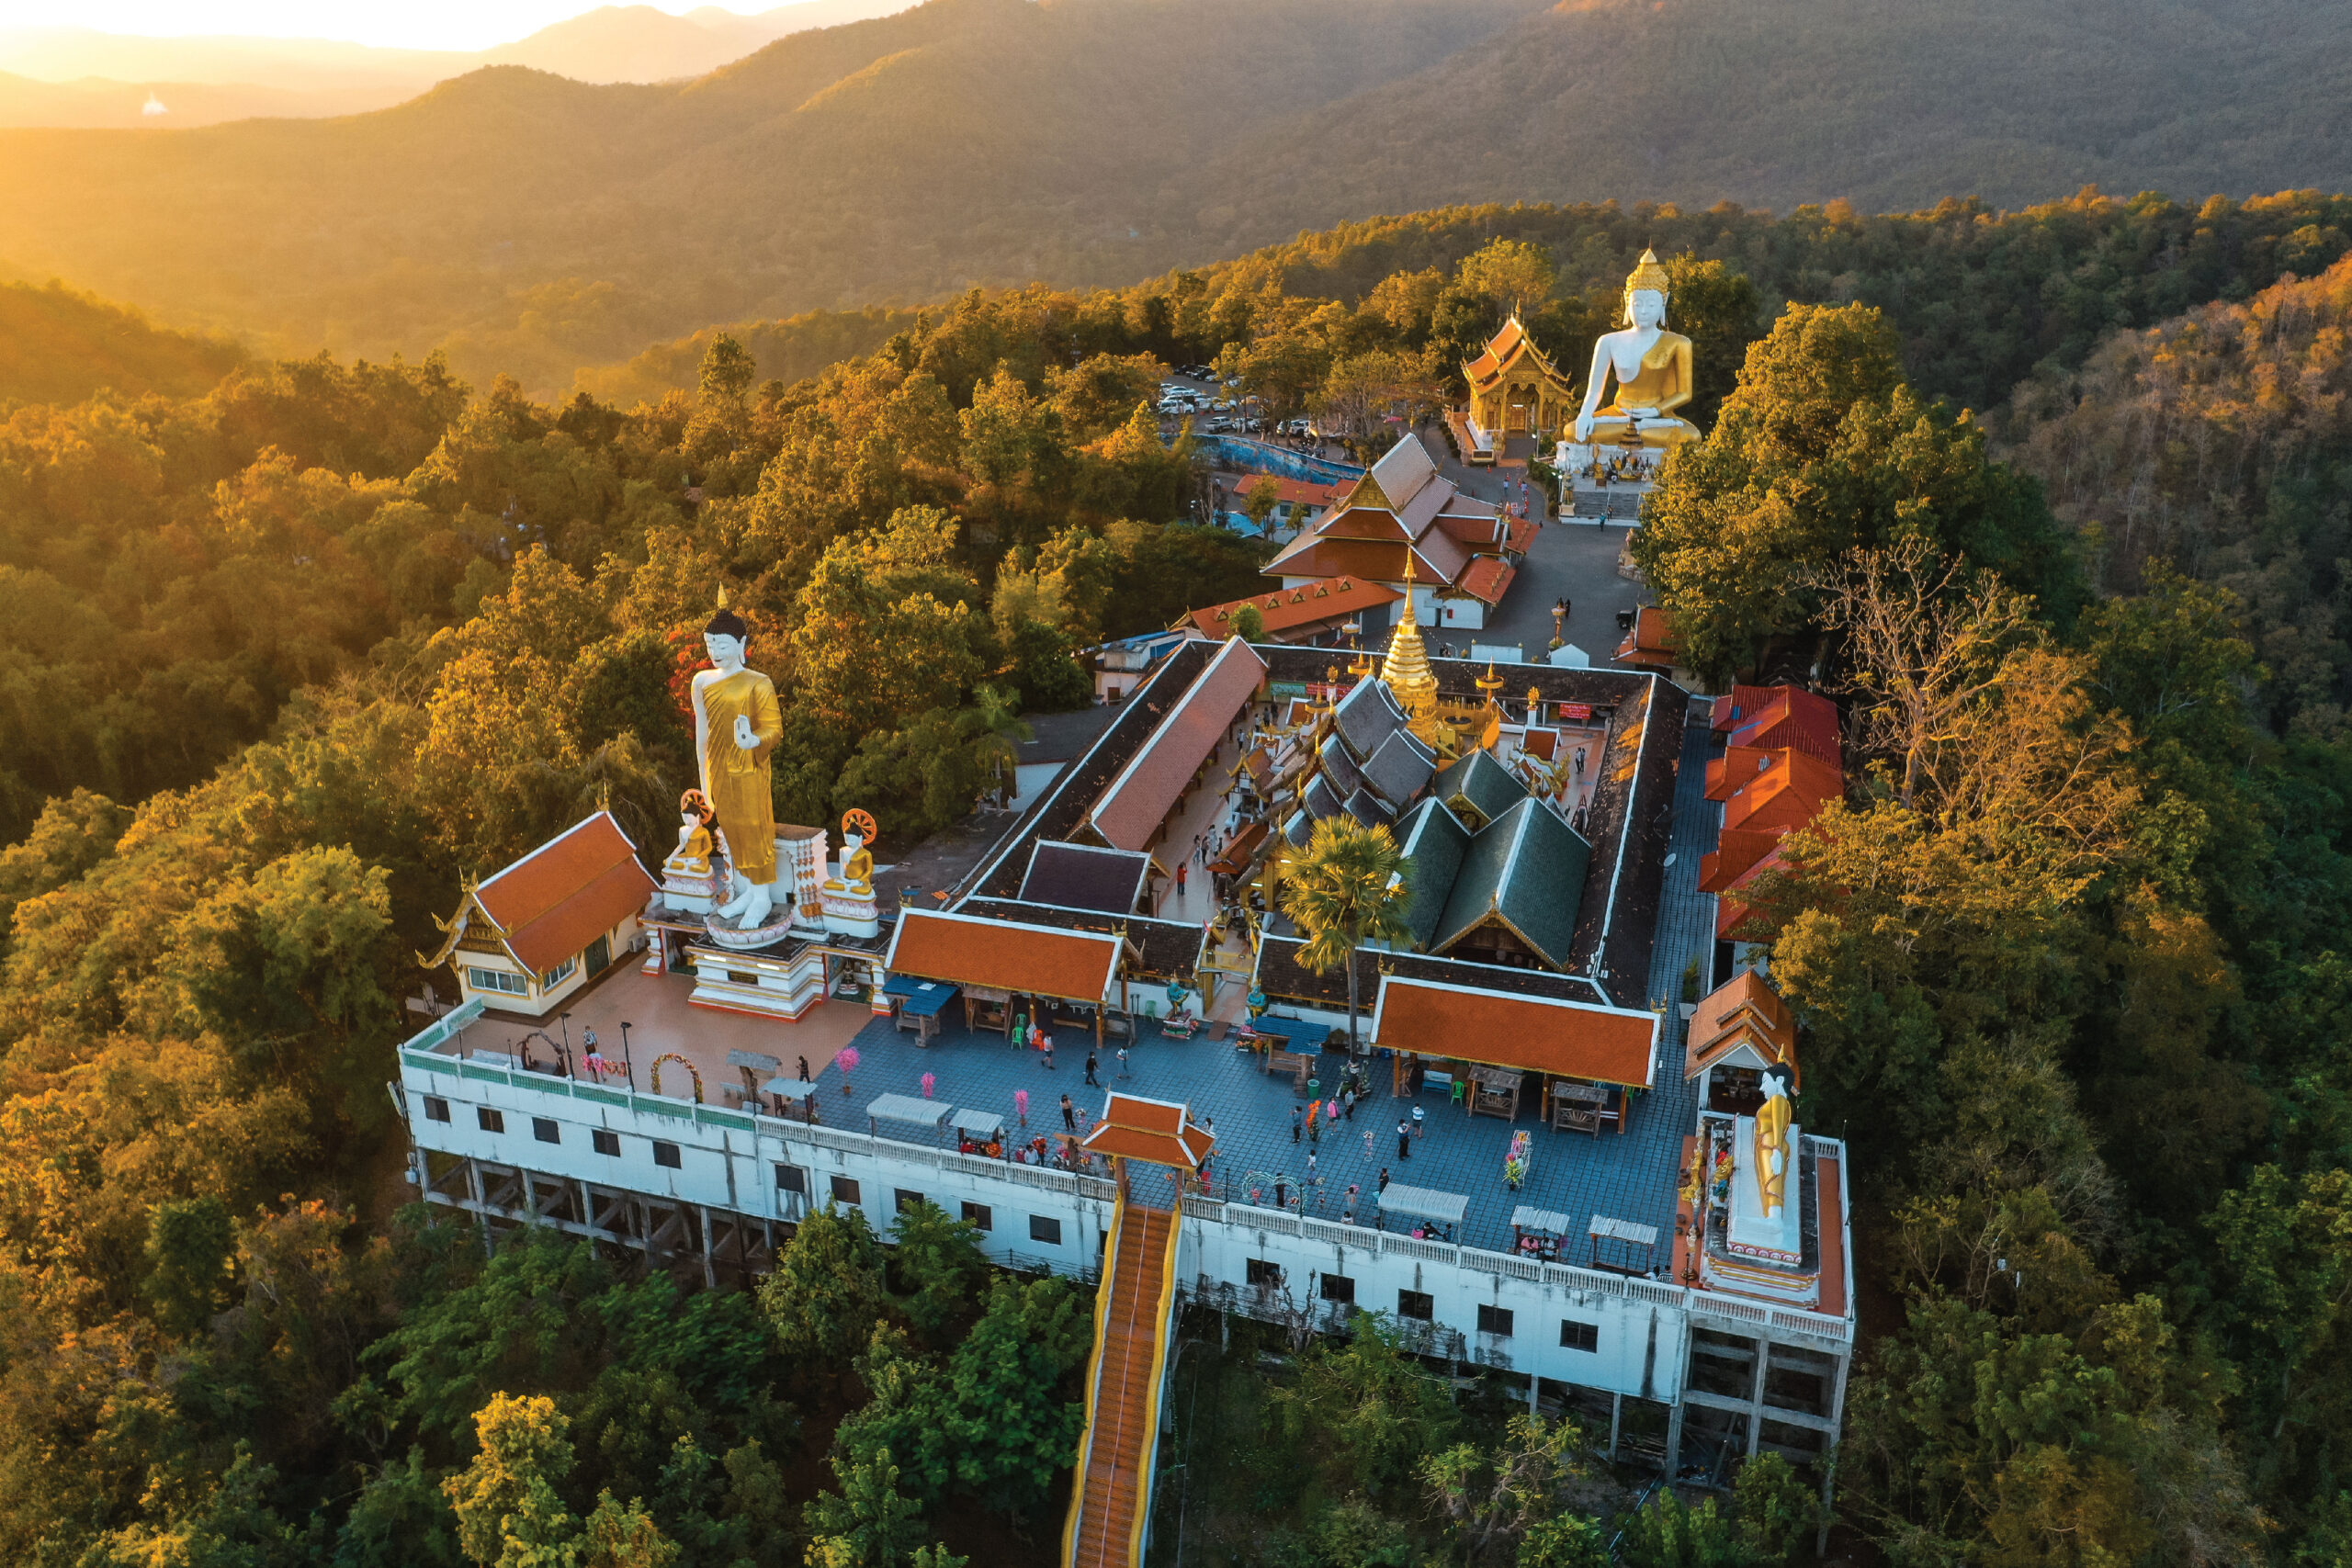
[0,3,715,53]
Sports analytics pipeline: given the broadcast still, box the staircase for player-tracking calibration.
[1063,1200,1179,1568]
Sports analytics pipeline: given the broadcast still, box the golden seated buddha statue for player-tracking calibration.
[1573,249,1702,450]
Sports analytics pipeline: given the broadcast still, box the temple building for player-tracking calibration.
[1263,434,1525,632]
[388,611,1857,1562]
[1453,313,1579,466]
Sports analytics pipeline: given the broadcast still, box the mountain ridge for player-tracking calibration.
[6,0,2347,389]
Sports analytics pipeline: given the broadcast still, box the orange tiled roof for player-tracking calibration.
[1080,1093,1214,1168]
[474,812,656,976]
[1704,746,1779,801]
[1372,976,1657,1088]
[1264,533,1471,589]
[1614,606,1679,667]
[1719,750,1844,834]
[1220,475,1342,509]
[1091,638,1267,852]
[1180,576,1400,639]
[1698,829,1783,894]
[1684,970,1799,1085]
[1505,513,1541,555]
[1457,556,1518,606]
[1713,684,1840,765]
[886,909,1124,1003]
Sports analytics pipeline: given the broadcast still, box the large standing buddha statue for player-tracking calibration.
[1573,249,1702,450]
[692,596,786,932]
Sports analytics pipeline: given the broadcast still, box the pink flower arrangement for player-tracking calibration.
[921,1072,935,1099]
[837,1046,860,1093]
[1015,1089,1029,1125]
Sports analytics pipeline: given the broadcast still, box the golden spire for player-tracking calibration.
[1382,555,1439,722]
[716,585,731,610]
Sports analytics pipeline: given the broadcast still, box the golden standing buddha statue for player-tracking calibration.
[692,598,786,931]
[1573,249,1702,450]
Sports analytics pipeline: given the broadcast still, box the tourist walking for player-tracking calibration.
[1396,1119,1411,1159]
[797,1055,809,1082]
[1116,1044,1130,1078]
[1060,1093,1075,1131]
[1084,1050,1100,1086]
[1378,1166,1391,1192]
[1292,1106,1303,1144]
[1038,1028,1055,1069]
[1413,1104,1425,1139]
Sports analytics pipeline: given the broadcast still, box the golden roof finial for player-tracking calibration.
[716,584,731,610]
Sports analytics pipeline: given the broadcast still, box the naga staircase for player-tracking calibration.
[1062,1196,1181,1568]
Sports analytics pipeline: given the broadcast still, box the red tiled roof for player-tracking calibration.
[1219,475,1341,509]
[1180,576,1399,639]
[1457,556,1518,606]
[1090,638,1267,852]
[1505,513,1541,555]
[885,909,1123,1003]
[1371,976,1657,1088]
[1720,750,1844,834]
[1464,317,1526,382]
[1080,1093,1214,1168]
[1698,829,1783,894]
[475,812,656,976]
[1715,684,1840,765]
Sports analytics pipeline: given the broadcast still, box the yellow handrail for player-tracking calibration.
[1060,1189,1125,1568]
[1125,1208,1184,1566]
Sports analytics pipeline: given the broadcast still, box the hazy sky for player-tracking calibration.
[0,3,713,51]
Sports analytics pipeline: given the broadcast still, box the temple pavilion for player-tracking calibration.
[1453,314,1578,464]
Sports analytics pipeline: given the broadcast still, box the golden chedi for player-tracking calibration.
[1379,561,1458,754]
[1573,249,1702,450]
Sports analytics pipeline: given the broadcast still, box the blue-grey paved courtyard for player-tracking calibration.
[808,711,1723,1263]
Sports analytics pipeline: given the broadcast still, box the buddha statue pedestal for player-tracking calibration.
[1725,1111,1804,1264]
[662,856,725,917]
[701,905,797,953]
[820,880,880,940]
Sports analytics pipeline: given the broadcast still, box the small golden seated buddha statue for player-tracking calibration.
[1573,249,1702,450]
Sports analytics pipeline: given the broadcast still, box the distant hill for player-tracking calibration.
[0,280,243,406]
[6,0,2347,385]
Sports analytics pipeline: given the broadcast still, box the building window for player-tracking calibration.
[423,1096,450,1122]
[1319,1273,1355,1304]
[532,1117,560,1145]
[831,1176,861,1206]
[894,1189,924,1214]
[652,1141,681,1168]
[1561,1319,1599,1352]
[593,1129,620,1156]
[1246,1258,1282,1289]
[1397,1290,1434,1322]
[1477,1304,1514,1337]
[775,1164,806,1194]
[540,955,578,988]
[477,1107,504,1134]
[466,966,528,996]
[962,1201,992,1231]
[1029,1214,1063,1246]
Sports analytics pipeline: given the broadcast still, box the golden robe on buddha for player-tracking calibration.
[698,667,784,885]
[1587,335,1700,447]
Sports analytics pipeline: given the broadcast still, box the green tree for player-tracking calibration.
[1270,1313,1457,1504]
[758,1202,891,1385]
[1231,601,1266,642]
[887,1199,988,1344]
[1455,238,1558,320]
[1732,1452,1819,1564]
[442,1393,582,1568]
[803,1447,933,1568]
[141,1193,236,1338]
[1278,817,1411,1051]
[1616,1490,1740,1568]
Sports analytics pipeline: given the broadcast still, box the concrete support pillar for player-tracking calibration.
[1747,1338,1769,1458]
[1607,1393,1623,1461]
[698,1204,718,1290]
[466,1157,491,1258]
[1663,1398,1685,1480]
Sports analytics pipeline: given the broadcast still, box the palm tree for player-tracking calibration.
[1278,817,1413,1053]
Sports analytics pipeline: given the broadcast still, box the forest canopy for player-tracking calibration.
[3,180,2352,1563]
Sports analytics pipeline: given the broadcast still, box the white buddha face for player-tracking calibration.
[1625,288,1668,329]
[704,631,746,671]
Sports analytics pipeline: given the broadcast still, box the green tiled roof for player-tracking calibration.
[1432,797,1590,968]
[1391,798,1472,950]
[1437,748,1529,829]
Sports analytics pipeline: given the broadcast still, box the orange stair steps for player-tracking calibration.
[1062,1201,1180,1568]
